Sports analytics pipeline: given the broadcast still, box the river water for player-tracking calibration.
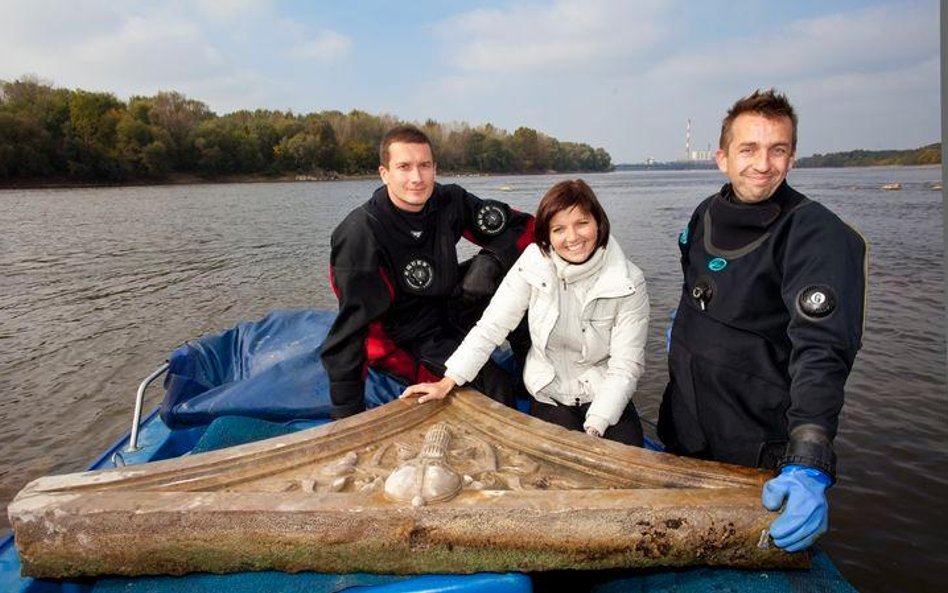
[1,167,944,592]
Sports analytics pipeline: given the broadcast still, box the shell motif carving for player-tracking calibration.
[383,423,462,507]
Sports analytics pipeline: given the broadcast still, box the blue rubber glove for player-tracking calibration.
[762,464,831,552]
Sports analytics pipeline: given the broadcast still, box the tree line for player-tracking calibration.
[0,77,613,184]
[795,143,941,168]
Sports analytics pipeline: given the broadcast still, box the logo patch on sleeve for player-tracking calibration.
[797,285,836,319]
[476,202,508,236]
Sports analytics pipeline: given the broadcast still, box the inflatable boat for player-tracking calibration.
[1,309,859,593]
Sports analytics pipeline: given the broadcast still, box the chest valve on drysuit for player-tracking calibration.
[691,277,714,311]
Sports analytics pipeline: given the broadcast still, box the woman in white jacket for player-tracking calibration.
[400,179,650,445]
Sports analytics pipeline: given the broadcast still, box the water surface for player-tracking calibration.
[1,166,944,592]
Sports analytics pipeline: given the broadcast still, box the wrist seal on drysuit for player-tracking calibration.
[459,250,505,304]
[779,424,837,482]
[329,380,367,420]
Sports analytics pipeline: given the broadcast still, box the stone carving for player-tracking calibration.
[8,389,806,578]
[258,417,602,499]
[384,423,462,506]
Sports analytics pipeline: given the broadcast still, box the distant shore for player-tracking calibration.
[0,170,574,190]
[1,162,941,191]
[0,172,368,190]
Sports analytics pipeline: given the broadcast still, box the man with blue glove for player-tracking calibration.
[658,89,867,552]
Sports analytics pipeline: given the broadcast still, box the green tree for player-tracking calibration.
[0,77,71,178]
[326,109,392,173]
[463,130,488,171]
[341,139,376,174]
[64,90,125,180]
[0,77,617,183]
[481,136,516,172]
[274,116,340,174]
[510,127,549,172]
[147,91,214,171]
[274,132,322,172]
[193,118,241,177]
[119,96,174,177]
[116,109,173,177]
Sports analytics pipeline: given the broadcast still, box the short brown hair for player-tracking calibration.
[719,89,798,152]
[534,179,610,255]
[379,125,434,166]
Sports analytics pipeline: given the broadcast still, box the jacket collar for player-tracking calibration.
[526,238,636,299]
[587,238,637,299]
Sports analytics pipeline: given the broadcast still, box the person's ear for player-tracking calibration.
[715,148,728,174]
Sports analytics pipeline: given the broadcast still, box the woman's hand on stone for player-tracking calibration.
[399,377,456,404]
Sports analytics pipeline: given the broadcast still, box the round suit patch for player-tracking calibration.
[403,258,434,291]
[797,285,836,319]
[707,257,728,272]
[475,202,508,236]
[678,227,689,245]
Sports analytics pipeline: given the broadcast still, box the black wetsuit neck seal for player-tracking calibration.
[374,186,437,246]
[708,182,805,253]
[363,185,459,297]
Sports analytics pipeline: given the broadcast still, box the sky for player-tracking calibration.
[0,0,940,163]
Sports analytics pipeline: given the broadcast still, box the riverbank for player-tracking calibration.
[0,172,352,190]
[3,163,943,191]
[0,170,542,190]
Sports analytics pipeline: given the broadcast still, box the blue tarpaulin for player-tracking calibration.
[0,309,861,593]
[159,309,403,428]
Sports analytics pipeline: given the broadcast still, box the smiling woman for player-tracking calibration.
[401,178,650,445]
[548,205,599,263]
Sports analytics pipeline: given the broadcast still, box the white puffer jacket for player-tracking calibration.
[445,237,649,432]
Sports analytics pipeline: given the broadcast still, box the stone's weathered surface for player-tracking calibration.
[9,389,806,578]
[384,423,463,506]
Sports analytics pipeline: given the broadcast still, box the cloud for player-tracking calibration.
[0,4,230,96]
[787,4,935,72]
[193,0,272,22]
[0,1,937,161]
[415,0,672,155]
[414,1,938,162]
[288,30,353,62]
[437,0,668,74]
[643,3,935,90]
[73,15,224,81]
[0,1,349,112]
[0,2,119,71]
[794,56,940,154]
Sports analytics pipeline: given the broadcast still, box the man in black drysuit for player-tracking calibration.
[659,89,868,553]
[321,125,534,420]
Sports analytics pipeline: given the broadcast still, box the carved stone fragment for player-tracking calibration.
[8,389,806,577]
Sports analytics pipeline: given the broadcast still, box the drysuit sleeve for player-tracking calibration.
[779,207,867,476]
[458,189,535,270]
[321,214,394,419]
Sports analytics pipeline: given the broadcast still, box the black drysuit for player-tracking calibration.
[658,181,867,474]
[322,183,534,419]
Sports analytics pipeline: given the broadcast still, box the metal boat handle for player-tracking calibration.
[126,362,170,452]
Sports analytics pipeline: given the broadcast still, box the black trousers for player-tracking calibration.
[531,398,644,447]
[411,326,521,411]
